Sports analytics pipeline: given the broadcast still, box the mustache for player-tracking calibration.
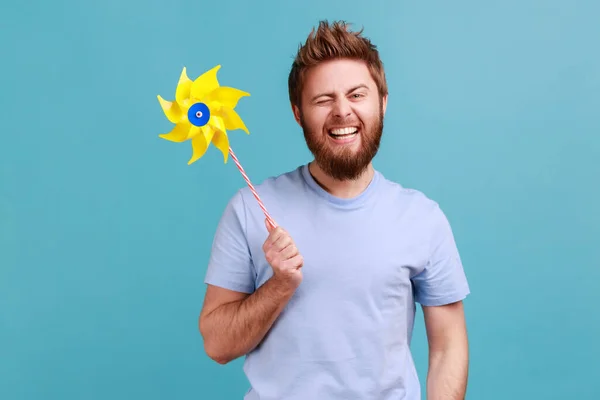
[327,116,360,124]
[325,121,361,129]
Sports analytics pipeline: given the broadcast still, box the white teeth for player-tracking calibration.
[329,127,358,136]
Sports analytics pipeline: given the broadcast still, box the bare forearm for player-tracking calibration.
[201,276,296,363]
[426,346,469,400]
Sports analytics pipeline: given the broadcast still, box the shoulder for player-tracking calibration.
[376,172,443,217]
[374,172,457,242]
[376,173,462,256]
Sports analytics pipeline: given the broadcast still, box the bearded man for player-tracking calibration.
[199,20,470,400]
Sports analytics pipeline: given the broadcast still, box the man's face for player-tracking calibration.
[293,58,387,181]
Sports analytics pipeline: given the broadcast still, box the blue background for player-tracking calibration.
[1,0,598,398]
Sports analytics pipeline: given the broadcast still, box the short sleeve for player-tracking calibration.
[412,204,470,306]
[204,190,256,294]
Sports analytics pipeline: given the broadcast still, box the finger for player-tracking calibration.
[263,227,285,252]
[282,254,303,270]
[264,218,275,233]
[264,236,290,259]
[279,243,298,260]
[264,242,296,267]
[267,228,291,251]
[267,227,287,244]
[272,234,292,252]
[267,218,277,231]
[264,248,276,265]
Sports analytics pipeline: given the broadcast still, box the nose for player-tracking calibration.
[332,97,352,118]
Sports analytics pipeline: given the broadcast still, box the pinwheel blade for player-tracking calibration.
[157,95,183,124]
[176,67,193,104]
[190,65,221,100]
[212,130,230,163]
[159,122,191,142]
[205,86,250,109]
[220,107,249,134]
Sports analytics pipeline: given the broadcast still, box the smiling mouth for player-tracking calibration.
[328,126,359,139]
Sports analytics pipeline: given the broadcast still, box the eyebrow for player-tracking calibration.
[310,84,370,102]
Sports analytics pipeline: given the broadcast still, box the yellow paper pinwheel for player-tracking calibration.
[157,65,250,164]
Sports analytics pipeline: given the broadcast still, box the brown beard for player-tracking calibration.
[300,103,384,181]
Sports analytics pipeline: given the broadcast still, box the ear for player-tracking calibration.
[382,94,388,116]
[292,103,302,126]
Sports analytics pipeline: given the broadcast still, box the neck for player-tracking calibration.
[308,161,375,199]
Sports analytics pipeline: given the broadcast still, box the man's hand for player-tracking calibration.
[199,220,303,365]
[262,220,304,290]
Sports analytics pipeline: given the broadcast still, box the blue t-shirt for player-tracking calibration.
[204,164,470,400]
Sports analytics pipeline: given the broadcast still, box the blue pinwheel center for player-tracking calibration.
[188,102,211,127]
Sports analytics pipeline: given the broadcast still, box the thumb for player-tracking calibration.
[265,218,273,233]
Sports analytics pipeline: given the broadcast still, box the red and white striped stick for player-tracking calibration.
[228,146,277,229]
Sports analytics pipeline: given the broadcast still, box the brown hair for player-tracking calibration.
[288,20,388,109]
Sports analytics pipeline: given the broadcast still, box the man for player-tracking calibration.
[199,20,470,400]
